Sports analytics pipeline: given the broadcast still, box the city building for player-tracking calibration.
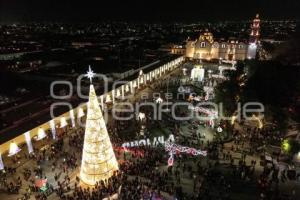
[186,15,260,61]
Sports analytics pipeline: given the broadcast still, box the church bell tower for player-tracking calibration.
[247,14,260,59]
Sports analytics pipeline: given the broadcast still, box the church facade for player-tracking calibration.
[186,15,260,61]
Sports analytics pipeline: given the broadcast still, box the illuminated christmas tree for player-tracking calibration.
[80,67,119,186]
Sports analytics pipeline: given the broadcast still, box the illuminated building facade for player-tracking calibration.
[0,56,185,169]
[186,15,260,61]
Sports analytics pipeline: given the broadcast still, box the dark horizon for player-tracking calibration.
[1,0,300,23]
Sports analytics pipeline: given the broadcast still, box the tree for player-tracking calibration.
[80,84,119,186]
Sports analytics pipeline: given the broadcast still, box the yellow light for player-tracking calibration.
[77,107,85,118]
[105,94,112,103]
[116,89,121,97]
[80,84,119,186]
[231,116,237,125]
[60,117,68,128]
[282,139,290,153]
[132,81,137,88]
[139,70,143,76]
[8,142,21,157]
[36,128,46,140]
[252,114,263,129]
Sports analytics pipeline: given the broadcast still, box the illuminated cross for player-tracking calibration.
[85,65,96,83]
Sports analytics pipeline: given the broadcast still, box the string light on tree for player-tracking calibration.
[80,66,119,186]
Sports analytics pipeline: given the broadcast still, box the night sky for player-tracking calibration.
[0,0,300,23]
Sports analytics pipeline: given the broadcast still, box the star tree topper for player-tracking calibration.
[85,65,96,83]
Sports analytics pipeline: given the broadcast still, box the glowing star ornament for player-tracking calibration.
[80,82,119,186]
[85,65,96,83]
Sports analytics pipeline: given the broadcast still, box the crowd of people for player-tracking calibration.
[0,68,299,200]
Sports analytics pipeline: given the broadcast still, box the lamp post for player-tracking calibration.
[137,112,146,137]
